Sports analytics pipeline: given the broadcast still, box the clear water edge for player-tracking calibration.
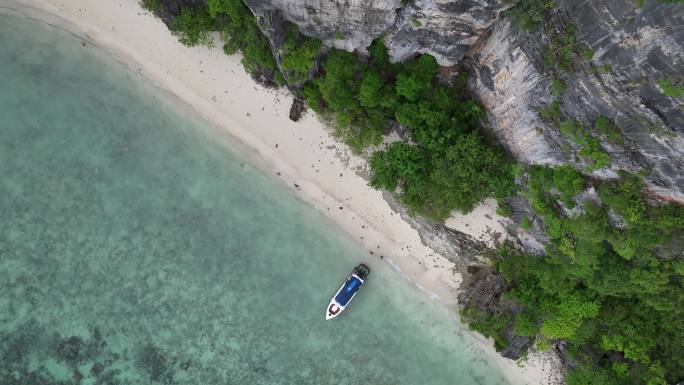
[0,11,518,385]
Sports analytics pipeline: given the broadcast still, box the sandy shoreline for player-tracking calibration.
[1,0,562,383]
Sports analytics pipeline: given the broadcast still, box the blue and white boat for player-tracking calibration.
[326,264,370,320]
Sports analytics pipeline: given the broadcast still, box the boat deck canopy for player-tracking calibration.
[334,276,362,306]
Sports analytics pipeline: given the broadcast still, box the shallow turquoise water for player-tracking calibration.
[0,12,515,385]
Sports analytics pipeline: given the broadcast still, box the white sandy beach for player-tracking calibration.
[0,0,562,383]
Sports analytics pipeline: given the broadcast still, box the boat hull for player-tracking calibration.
[325,264,369,320]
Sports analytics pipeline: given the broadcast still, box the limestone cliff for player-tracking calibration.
[243,0,511,65]
[468,0,684,201]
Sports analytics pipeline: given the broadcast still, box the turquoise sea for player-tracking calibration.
[0,11,516,385]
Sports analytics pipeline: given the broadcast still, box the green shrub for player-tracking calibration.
[505,0,555,31]
[359,70,397,109]
[551,78,567,96]
[552,165,584,206]
[171,6,215,47]
[541,24,592,73]
[558,119,583,140]
[514,311,539,337]
[370,133,515,219]
[301,82,324,113]
[497,202,514,217]
[214,0,276,73]
[658,76,684,98]
[539,292,600,339]
[539,101,562,124]
[395,55,438,101]
[579,137,611,171]
[579,43,594,61]
[594,116,622,143]
[520,217,533,229]
[311,50,390,152]
[273,71,286,86]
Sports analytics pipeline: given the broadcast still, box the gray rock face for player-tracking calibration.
[244,0,402,53]
[467,1,684,200]
[383,192,488,271]
[386,0,512,65]
[243,0,509,65]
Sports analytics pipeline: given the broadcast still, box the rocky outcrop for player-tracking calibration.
[457,264,532,359]
[383,192,488,271]
[385,0,513,65]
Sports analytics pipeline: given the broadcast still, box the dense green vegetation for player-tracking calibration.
[207,0,276,73]
[302,42,517,218]
[369,132,514,219]
[167,0,276,74]
[464,171,684,385]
